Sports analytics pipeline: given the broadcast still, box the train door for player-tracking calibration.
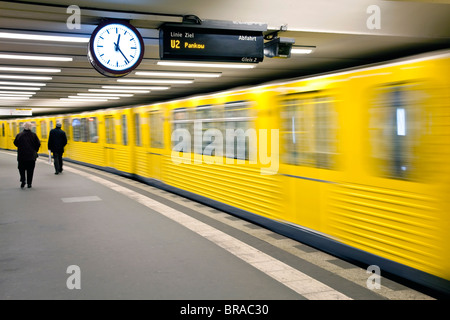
[148,109,164,180]
[10,121,19,149]
[0,122,5,149]
[39,120,49,153]
[117,111,133,173]
[62,118,71,157]
[278,92,339,231]
[104,115,116,168]
[132,111,148,178]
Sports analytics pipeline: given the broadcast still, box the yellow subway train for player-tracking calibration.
[1,50,449,296]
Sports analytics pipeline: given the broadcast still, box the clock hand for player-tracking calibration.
[114,34,121,51]
[116,46,130,64]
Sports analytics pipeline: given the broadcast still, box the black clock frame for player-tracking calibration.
[88,19,145,78]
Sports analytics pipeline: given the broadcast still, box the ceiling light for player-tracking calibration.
[117,79,193,84]
[101,86,170,90]
[0,32,89,43]
[78,93,134,97]
[60,98,108,102]
[0,53,73,62]
[157,61,256,69]
[0,81,46,86]
[0,66,61,73]
[135,71,221,78]
[0,86,40,91]
[290,46,315,54]
[0,74,52,80]
[0,90,36,95]
[0,93,33,97]
[68,96,119,100]
[89,89,150,94]
[0,96,30,100]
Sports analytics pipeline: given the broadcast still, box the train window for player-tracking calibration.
[40,121,47,139]
[149,111,164,149]
[134,113,141,146]
[105,116,115,144]
[72,118,81,141]
[172,108,191,152]
[88,117,98,143]
[280,100,299,165]
[30,121,37,134]
[18,122,35,133]
[369,85,422,180]
[194,105,218,155]
[122,115,128,145]
[80,118,87,142]
[1,123,4,137]
[315,97,337,168]
[223,101,254,161]
[12,122,17,136]
[171,102,254,158]
[63,119,70,140]
[280,95,337,169]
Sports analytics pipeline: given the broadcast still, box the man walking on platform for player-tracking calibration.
[14,122,41,189]
[48,122,67,175]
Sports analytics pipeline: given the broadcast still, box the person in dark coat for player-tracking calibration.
[48,122,67,175]
[14,122,41,189]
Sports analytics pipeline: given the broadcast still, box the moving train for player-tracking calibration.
[1,50,449,296]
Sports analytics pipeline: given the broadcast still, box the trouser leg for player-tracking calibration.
[18,161,26,182]
[53,152,61,173]
[58,153,63,172]
[25,161,35,186]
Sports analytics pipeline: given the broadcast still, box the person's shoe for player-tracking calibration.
[27,184,31,188]
[20,182,25,189]
[55,172,59,175]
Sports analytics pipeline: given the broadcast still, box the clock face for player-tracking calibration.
[88,21,144,77]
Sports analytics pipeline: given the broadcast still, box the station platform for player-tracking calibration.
[0,150,436,301]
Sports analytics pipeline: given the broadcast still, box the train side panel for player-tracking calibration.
[161,91,284,221]
[326,55,450,280]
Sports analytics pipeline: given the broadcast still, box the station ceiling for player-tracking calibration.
[0,0,449,116]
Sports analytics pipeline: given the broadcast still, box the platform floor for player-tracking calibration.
[0,150,436,300]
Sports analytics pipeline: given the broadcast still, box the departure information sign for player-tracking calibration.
[159,25,264,63]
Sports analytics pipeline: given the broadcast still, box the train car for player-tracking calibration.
[2,50,449,295]
[273,51,450,295]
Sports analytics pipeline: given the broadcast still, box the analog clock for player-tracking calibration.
[88,20,145,77]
